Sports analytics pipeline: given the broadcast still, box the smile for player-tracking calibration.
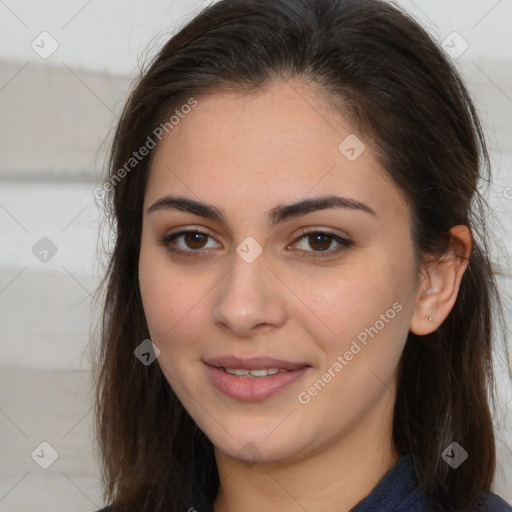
[223,367,285,377]
[204,357,311,401]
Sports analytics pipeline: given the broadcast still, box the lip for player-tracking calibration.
[203,355,309,371]
[204,356,311,402]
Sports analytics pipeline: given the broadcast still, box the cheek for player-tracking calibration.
[302,264,403,333]
[138,239,214,356]
[138,241,169,339]
[138,240,187,342]
[296,271,410,423]
[298,253,414,369]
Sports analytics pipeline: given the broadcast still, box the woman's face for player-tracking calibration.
[138,80,420,465]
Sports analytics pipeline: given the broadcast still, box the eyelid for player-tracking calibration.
[289,228,352,257]
[160,227,221,252]
[160,226,352,258]
[293,227,352,244]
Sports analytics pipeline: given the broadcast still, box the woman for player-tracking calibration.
[92,0,512,510]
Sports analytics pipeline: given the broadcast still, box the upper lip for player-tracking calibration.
[204,356,310,371]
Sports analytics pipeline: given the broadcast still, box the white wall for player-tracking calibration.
[0,1,510,74]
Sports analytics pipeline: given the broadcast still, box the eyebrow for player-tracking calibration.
[146,194,377,224]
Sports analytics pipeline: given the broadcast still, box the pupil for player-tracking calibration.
[186,233,206,249]
[310,233,331,251]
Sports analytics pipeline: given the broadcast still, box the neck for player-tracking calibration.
[212,386,399,512]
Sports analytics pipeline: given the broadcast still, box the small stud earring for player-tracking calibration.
[425,315,433,322]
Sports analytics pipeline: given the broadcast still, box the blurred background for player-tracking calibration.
[0,1,511,510]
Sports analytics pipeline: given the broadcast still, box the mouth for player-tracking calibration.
[203,355,312,401]
[204,355,310,372]
[220,367,290,378]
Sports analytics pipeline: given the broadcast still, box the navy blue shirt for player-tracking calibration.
[95,454,511,511]
[349,455,511,511]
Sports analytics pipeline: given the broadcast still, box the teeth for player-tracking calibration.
[225,368,250,376]
[224,368,282,377]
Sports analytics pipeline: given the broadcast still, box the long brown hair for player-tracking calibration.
[92,0,511,510]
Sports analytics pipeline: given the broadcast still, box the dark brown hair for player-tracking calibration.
[92,0,511,510]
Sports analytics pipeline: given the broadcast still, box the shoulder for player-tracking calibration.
[395,489,510,512]
[472,492,512,511]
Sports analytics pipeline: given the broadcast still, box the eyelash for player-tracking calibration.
[159,228,352,259]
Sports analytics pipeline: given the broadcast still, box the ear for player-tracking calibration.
[409,225,472,335]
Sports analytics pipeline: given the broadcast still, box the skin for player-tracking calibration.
[138,80,471,512]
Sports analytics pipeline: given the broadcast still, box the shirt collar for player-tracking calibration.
[349,455,425,511]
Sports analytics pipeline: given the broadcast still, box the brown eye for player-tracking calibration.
[160,229,221,256]
[307,233,334,251]
[292,230,353,258]
[182,232,209,249]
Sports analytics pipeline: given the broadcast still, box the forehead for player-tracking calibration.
[144,80,407,221]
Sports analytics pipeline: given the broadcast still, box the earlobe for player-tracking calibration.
[409,225,472,336]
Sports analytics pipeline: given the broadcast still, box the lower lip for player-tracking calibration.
[205,365,311,402]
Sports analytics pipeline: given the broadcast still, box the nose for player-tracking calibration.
[212,247,287,338]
